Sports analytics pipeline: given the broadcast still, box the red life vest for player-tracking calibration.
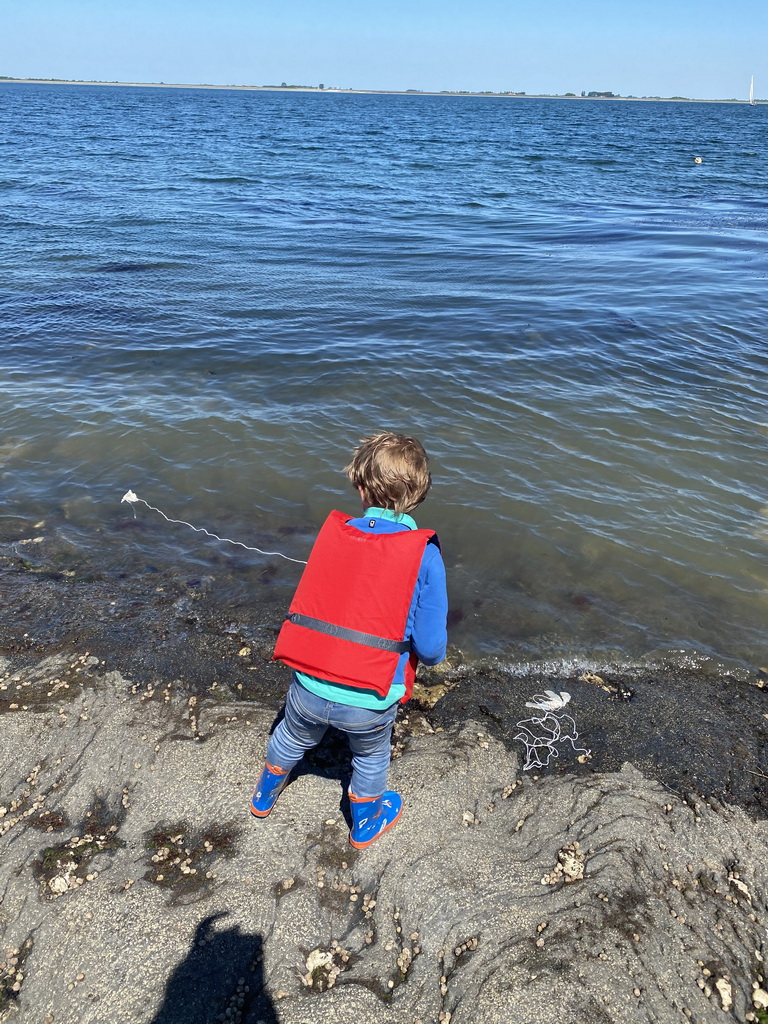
[272,510,437,701]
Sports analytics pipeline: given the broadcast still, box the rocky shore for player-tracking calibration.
[1,569,767,1023]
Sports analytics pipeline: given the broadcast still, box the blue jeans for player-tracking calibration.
[266,678,399,799]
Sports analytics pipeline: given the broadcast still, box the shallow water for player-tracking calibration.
[2,84,767,673]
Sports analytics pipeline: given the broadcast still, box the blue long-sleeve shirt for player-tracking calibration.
[296,506,448,708]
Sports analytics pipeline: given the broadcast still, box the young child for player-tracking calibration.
[250,432,448,849]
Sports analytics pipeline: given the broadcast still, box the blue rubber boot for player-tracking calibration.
[250,761,290,818]
[349,790,403,849]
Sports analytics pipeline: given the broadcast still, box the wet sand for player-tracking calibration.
[1,637,767,1022]
[1,566,768,1022]
[1,566,766,819]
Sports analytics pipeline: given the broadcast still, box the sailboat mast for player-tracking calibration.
[749,76,755,105]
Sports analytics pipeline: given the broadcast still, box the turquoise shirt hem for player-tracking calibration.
[294,671,405,709]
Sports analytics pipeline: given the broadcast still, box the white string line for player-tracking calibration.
[514,690,591,771]
[121,490,308,565]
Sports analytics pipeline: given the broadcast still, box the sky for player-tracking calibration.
[1,0,764,101]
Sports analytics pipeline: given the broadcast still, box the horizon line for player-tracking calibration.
[0,76,762,104]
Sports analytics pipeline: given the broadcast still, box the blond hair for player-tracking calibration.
[344,433,432,514]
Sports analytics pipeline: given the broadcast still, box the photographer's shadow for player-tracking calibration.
[148,913,277,1024]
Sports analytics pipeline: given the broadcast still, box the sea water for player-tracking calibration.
[1,84,767,674]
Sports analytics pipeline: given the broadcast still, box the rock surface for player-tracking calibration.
[1,654,767,1023]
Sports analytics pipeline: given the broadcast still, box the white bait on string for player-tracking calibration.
[120,490,308,565]
[525,689,572,712]
[515,690,591,771]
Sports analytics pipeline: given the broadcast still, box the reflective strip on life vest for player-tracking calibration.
[286,612,411,654]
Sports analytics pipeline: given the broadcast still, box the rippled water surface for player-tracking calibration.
[2,84,767,672]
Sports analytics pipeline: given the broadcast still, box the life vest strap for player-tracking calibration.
[287,612,411,655]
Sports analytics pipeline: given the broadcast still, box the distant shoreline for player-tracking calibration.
[1,77,760,104]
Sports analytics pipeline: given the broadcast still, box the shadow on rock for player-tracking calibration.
[148,913,277,1024]
[267,704,355,792]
